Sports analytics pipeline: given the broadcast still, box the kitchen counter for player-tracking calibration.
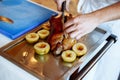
[0,0,120,80]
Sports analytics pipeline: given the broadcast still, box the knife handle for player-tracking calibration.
[61,1,66,12]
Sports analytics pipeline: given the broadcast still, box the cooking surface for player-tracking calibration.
[0,0,119,80]
[0,21,111,80]
[0,0,57,39]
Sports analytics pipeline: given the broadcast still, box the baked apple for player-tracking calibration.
[34,42,50,55]
[41,22,50,30]
[72,43,87,56]
[37,29,50,39]
[61,50,76,63]
[25,33,39,43]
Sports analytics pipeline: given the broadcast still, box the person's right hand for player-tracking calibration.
[54,0,71,11]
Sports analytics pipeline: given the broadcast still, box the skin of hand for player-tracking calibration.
[64,1,120,40]
[64,14,99,40]
[54,0,71,11]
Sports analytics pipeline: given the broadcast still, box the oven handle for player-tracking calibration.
[70,34,118,80]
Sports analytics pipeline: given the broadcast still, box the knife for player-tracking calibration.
[0,16,14,24]
[61,1,66,23]
[61,1,69,38]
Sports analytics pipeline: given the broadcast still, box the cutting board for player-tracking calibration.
[0,0,57,39]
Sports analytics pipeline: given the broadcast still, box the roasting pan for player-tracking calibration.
[0,21,117,80]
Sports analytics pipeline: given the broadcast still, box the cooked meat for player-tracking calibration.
[47,14,76,56]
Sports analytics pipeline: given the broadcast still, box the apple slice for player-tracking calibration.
[25,33,39,43]
[34,42,50,55]
[72,42,87,56]
[61,50,76,63]
[37,29,50,39]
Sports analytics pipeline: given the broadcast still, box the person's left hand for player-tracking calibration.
[64,13,100,40]
[54,0,71,11]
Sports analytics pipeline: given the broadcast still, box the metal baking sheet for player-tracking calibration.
[0,22,111,80]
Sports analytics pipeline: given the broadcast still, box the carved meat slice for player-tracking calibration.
[48,14,76,55]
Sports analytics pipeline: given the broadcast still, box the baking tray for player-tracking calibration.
[0,21,117,80]
[0,0,57,39]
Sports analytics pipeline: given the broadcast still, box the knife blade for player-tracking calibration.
[61,1,69,38]
[61,1,66,23]
[0,16,14,24]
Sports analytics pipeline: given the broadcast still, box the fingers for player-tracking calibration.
[64,18,76,29]
[75,31,87,40]
[64,18,79,39]
[54,0,63,11]
[54,0,70,11]
[65,24,77,33]
[67,25,84,40]
[58,1,64,11]
[66,0,70,11]
[69,28,87,40]
[64,18,87,40]
[64,22,81,39]
[64,15,80,28]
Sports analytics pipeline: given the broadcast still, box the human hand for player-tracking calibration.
[64,14,100,40]
[54,0,71,11]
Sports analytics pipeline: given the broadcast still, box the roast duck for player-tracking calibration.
[47,14,77,56]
